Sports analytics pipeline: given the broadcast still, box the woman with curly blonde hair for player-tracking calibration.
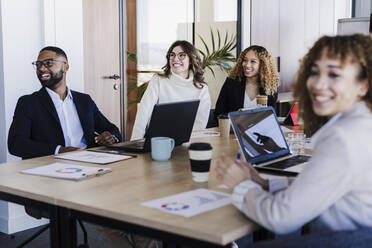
[216,34,372,236]
[214,45,279,119]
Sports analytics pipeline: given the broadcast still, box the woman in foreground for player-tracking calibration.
[216,34,372,234]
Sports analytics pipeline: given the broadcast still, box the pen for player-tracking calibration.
[236,152,241,161]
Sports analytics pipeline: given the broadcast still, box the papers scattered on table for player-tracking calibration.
[21,162,111,180]
[280,126,294,133]
[142,189,231,217]
[55,150,132,164]
[191,130,220,139]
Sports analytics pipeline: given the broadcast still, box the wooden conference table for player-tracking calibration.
[0,133,261,248]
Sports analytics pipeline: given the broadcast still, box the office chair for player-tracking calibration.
[206,109,218,128]
[18,206,89,248]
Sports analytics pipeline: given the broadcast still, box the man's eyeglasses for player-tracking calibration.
[168,52,187,61]
[31,59,67,69]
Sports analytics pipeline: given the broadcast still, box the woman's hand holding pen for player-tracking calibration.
[216,154,269,190]
[94,131,117,145]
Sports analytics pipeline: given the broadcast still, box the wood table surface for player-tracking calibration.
[0,134,259,246]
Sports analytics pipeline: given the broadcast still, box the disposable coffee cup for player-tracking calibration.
[217,115,230,138]
[188,142,213,182]
[256,95,268,107]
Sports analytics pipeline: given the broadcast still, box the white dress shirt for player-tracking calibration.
[46,87,87,154]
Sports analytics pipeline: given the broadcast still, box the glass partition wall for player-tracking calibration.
[136,0,194,87]
[135,0,239,114]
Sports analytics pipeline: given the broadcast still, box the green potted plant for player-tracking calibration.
[197,28,236,76]
[127,28,236,106]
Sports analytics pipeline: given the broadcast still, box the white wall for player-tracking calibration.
[355,0,372,17]
[0,0,84,234]
[1,0,44,163]
[250,0,351,92]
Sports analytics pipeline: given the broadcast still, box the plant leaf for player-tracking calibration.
[210,28,215,52]
[197,34,210,56]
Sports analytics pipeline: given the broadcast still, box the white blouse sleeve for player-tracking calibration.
[233,126,353,234]
[131,76,160,140]
[193,85,211,130]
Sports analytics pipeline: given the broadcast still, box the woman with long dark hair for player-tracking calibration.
[131,40,211,140]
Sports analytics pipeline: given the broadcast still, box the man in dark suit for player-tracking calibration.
[8,46,122,159]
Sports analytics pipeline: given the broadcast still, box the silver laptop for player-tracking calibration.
[229,107,310,175]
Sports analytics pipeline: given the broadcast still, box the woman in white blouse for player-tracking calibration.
[216,34,372,234]
[131,40,211,140]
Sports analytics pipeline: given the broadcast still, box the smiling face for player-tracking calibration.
[306,51,369,118]
[169,45,190,78]
[36,50,68,90]
[242,50,260,79]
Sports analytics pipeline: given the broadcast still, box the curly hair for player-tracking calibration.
[228,45,279,95]
[159,40,206,89]
[292,34,372,137]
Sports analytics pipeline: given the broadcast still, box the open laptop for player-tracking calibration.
[229,107,310,175]
[107,100,200,153]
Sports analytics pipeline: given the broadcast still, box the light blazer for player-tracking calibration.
[235,101,372,234]
[8,87,122,159]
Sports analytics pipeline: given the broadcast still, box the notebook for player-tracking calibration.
[229,107,310,175]
[108,100,200,152]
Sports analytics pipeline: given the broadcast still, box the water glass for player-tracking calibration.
[287,133,306,155]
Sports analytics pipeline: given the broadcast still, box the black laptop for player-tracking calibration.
[229,107,310,175]
[107,100,200,153]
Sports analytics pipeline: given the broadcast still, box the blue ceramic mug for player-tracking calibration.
[151,137,175,161]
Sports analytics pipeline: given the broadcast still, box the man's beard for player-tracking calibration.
[38,70,63,90]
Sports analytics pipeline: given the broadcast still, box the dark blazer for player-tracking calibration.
[214,77,278,120]
[8,87,122,159]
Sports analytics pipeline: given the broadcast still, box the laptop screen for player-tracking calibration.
[229,107,290,164]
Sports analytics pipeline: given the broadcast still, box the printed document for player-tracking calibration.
[21,162,111,180]
[142,189,231,217]
[55,150,132,164]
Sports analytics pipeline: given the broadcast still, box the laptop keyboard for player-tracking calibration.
[108,139,145,150]
[263,155,310,170]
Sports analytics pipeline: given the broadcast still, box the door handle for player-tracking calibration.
[104,74,121,80]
